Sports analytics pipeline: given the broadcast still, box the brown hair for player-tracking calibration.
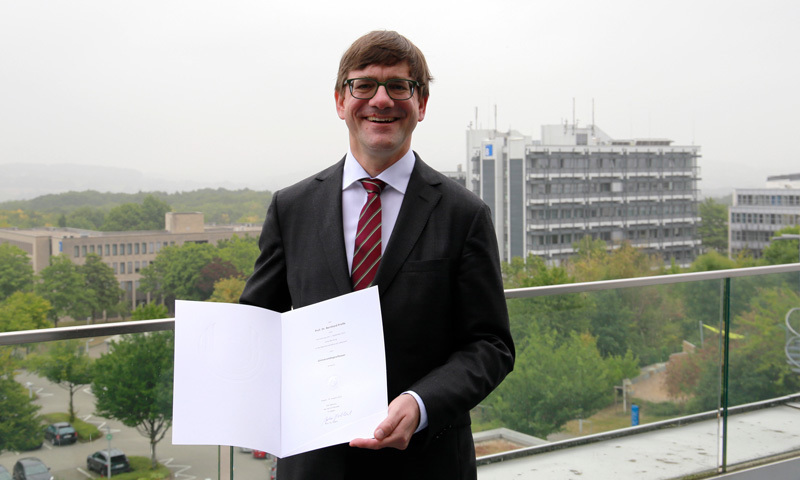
[336,30,433,99]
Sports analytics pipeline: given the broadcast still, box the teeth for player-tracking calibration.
[367,117,395,123]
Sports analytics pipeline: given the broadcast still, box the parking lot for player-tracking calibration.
[1,370,274,479]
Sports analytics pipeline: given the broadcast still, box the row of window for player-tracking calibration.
[532,180,693,195]
[737,194,800,206]
[528,156,694,170]
[530,203,695,220]
[73,240,176,259]
[112,260,148,275]
[730,212,800,225]
[530,227,695,246]
[731,231,774,243]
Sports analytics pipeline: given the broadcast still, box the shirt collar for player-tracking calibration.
[342,149,415,194]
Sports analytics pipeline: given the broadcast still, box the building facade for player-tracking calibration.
[466,124,701,266]
[0,212,261,310]
[729,177,800,259]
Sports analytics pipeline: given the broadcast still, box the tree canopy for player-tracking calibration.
[27,340,93,422]
[698,197,729,253]
[0,243,34,301]
[36,255,92,326]
[92,331,174,468]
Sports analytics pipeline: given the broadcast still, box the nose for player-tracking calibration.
[369,84,395,108]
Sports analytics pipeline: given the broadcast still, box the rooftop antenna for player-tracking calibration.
[572,97,576,132]
[592,98,596,136]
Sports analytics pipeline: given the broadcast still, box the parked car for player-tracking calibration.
[43,422,77,445]
[252,449,267,459]
[11,458,52,480]
[0,465,12,480]
[86,448,131,477]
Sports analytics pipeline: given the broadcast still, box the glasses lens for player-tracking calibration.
[350,79,378,99]
[385,80,414,100]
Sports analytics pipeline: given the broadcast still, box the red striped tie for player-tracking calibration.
[352,178,386,290]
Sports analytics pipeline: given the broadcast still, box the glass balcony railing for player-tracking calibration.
[2,263,799,479]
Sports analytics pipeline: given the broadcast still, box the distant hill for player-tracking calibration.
[0,163,264,202]
[0,187,272,227]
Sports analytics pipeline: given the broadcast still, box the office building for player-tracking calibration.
[0,212,261,309]
[729,175,800,259]
[466,124,701,266]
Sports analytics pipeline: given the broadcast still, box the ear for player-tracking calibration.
[417,95,428,122]
[335,90,346,120]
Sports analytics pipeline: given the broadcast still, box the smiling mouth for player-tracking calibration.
[365,116,398,123]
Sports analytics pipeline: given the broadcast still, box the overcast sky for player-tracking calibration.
[1,0,798,198]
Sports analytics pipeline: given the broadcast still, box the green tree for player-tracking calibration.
[209,277,247,303]
[36,255,92,326]
[92,331,174,468]
[101,195,171,232]
[101,203,145,231]
[66,206,105,230]
[698,198,728,253]
[487,327,621,437]
[139,242,218,308]
[131,303,169,320]
[81,253,125,320]
[27,340,92,422]
[216,235,260,276]
[0,355,43,453]
[140,196,172,230]
[0,243,34,301]
[762,226,800,265]
[0,291,52,332]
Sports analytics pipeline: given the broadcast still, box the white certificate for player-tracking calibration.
[171,287,387,458]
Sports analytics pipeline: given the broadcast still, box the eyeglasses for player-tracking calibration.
[343,78,420,100]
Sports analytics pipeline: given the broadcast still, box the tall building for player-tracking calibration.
[729,175,800,259]
[0,212,261,309]
[466,124,701,266]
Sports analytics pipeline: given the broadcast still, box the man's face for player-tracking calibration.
[335,62,427,170]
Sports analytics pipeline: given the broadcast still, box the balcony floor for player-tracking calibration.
[478,403,800,480]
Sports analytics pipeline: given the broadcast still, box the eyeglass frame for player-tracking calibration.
[342,77,421,100]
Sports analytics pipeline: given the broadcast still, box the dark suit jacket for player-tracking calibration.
[240,154,515,480]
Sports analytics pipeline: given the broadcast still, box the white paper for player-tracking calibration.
[172,287,387,458]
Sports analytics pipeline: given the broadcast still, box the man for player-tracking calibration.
[240,30,514,480]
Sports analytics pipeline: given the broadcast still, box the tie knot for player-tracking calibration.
[360,178,386,195]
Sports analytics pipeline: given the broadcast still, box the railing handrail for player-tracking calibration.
[2,263,799,346]
[504,262,800,298]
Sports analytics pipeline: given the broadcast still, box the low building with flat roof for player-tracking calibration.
[0,212,261,310]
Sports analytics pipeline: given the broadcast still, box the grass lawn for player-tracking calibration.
[561,399,683,437]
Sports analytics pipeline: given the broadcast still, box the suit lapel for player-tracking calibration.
[374,155,442,296]
[313,159,353,296]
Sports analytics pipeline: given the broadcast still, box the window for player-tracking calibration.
[74,246,80,257]
[127,243,132,255]
[82,245,87,256]
[134,243,140,254]
[112,244,118,255]
[120,263,125,274]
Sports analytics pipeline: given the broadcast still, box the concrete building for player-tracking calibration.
[729,176,800,259]
[466,124,701,266]
[0,212,261,309]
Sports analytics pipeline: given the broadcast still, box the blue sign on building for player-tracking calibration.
[484,144,493,158]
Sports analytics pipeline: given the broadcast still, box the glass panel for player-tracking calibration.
[1,336,263,479]
[475,279,726,476]
[727,271,800,466]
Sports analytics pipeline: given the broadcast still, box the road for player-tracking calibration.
[0,370,273,480]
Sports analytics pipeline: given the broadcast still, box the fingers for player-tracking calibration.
[350,394,420,451]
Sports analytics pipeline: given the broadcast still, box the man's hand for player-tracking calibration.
[349,393,420,450]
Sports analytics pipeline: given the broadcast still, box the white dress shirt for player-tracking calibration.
[341,148,429,433]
